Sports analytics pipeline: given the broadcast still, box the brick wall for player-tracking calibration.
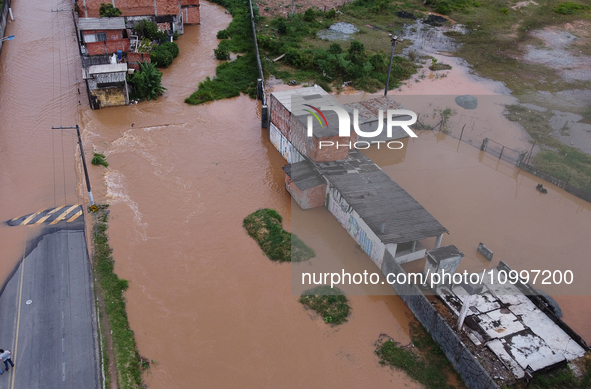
[87,39,130,55]
[181,5,200,24]
[126,52,151,70]
[77,0,181,18]
[308,133,357,162]
[285,174,326,210]
[270,94,290,140]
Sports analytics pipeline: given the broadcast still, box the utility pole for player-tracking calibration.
[52,125,97,211]
[384,34,402,97]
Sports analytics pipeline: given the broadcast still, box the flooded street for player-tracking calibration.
[2,0,591,387]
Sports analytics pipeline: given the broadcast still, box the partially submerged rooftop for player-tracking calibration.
[271,86,352,138]
[438,262,587,380]
[314,150,448,244]
[283,160,325,190]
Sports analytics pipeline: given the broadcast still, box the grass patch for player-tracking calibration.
[92,206,145,389]
[243,208,315,262]
[91,152,108,168]
[376,322,463,389]
[299,285,351,325]
[554,2,590,15]
[257,10,417,92]
[185,0,258,105]
[505,105,591,189]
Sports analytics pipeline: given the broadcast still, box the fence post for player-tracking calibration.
[480,138,488,151]
[499,145,504,160]
[459,124,465,141]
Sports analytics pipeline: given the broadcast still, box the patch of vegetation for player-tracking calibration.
[257,11,417,92]
[134,19,168,42]
[299,285,350,325]
[150,41,179,68]
[376,322,462,389]
[186,0,258,105]
[506,105,591,189]
[99,3,122,17]
[243,208,315,262]
[129,62,167,101]
[92,206,146,389]
[217,29,231,39]
[429,58,452,71]
[554,2,590,15]
[529,366,578,388]
[91,152,108,167]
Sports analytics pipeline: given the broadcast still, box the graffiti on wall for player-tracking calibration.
[327,188,382,262]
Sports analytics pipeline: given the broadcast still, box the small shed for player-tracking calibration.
[283,161,327,210]
[83,63,129,109]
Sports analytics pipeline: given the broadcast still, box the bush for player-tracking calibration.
[275,17,288,35]
[325,9,337,19]
[435,0,451,14]
[328,42,343,55]
[160,41,179,58]
[134,19,168,41]
[303,8,316,22]
[91,153,108,167]
[150,48,173,67]
[99,3,122,17]
[217,29,230,39]
[129,62,166,101]
[150,42,179,67]
[499,7,509,14]
[554,2,590,14]
[214,47,230,60]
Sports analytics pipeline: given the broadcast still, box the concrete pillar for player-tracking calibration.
[457,295,473,330]
[435,234,443,248]
[411,241,417,253]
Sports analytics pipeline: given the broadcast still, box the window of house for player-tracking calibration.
[97,33,107,42]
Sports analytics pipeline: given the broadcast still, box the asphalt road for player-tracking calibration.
[0,226,100,389]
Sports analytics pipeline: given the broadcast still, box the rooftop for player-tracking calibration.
[78,17,126,31]
[314,150,448,244]
[283,160,326,190]
[271,86,353,138]
[427,245,464,262]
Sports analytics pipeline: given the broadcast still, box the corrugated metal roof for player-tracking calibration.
[96,72,126,84]
[78,17,126,31]
[315,150,448,244]
[88,63,128,74]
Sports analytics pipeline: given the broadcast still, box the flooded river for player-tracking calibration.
[1,0,590,387]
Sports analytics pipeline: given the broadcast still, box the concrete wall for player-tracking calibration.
[381,250,499,389]
[327,187,385,266]
[90,86,126,108]
[0,0,11,58]
[269,123,304,164]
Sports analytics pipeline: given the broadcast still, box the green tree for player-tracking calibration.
[130,62,166,101]
[99,3,122,17]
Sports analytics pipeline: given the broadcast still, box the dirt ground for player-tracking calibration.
[256,0,346,18]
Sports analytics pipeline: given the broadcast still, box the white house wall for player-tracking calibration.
[327,187,385,267]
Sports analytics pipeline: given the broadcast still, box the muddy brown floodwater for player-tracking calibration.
[80,2,419,388]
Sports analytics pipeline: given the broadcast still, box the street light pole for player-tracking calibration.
[384,34,402,97]
[52,125,97,210]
